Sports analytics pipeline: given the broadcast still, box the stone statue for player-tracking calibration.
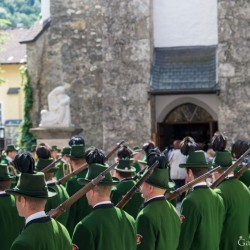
[39,86,72,127]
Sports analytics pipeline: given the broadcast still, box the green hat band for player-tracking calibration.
[213,150,232,168]
[78,163,119,186]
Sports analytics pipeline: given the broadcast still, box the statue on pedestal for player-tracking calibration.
[39,86,72,127]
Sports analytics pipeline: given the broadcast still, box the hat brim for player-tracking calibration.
[5,186,57,199]
[77,177,119,186]
[145,180,176,190]
[114,166,136,173]
[0,175,16,181]
[179,163,212,168]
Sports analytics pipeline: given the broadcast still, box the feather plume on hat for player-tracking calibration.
[13,151,35,174]
[211,131,227,152]
[180,136,197,156]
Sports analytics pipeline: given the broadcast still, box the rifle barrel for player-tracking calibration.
[211,147,250,188]
[56,140,125,185]
[116,160,159,209]
[48,162,118,219]
[166,166,221,201]
[41,157,62,173]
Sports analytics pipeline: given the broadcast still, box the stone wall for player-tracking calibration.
[218,0,250,142]
[27,0,152,151]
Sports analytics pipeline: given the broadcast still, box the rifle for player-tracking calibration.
[48,162,118,219]
[211,147,250,188]
[41,157,62,173]
[56,140,125,185]
[235,161,250,179]
[166,166,222,201]
[116,160,159,209]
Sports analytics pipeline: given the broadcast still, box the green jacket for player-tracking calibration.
[111,179,144,219]
[45,182,70,227]
[177,186,225,250]
[216,177,250,250]
[0,193,24,250]
[66,169,92,236]
[136,196,180,250]
[72,203,136,250]
[234,165,250,187]
[55,160,65,181]
[11,216,72,250]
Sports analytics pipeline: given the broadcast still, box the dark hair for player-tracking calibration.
[36,146,51,159]
[186,167,209,178]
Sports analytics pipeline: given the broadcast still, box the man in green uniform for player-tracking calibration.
[136,150,180,250]
[111,158,144,219]
[72,161,136,250]
[6,171,72,249]
[177,150,225,250]
[213,150,250,250]
[0,144,18,165]
[35,157,70,226]
[66,144,92,236]
[232,139,250,187]
[0,163,24,250]
[55,146,71,181]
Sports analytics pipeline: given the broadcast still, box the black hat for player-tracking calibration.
[0,164,16,180]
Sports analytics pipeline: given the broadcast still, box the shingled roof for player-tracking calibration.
[0,28,28,64]
[150,46,219,94]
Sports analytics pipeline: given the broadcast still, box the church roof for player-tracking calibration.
[20,19,50,44]
[0,28,28,64]
[150,46,219,94]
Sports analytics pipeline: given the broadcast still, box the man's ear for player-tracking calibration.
[187,168,193,178]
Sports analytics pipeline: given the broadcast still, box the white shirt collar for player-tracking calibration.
[193,181,208,188]
[26,211,47,225]
[6,156,13,162]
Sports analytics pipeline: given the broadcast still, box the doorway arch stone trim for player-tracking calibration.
[156,94,219,123]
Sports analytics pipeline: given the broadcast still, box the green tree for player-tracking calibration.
[18,65,36,150]
[0,0,41,28]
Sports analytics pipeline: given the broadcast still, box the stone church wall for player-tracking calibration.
[27,0,152,150]
[218,0,250,143]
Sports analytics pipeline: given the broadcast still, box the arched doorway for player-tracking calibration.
[157,103,218,151]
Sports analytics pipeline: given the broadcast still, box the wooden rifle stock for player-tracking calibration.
[116,160,159,209]
[48,162,118,219]
[166,166,222,201]
[56,140,125,185]
[211,147,250,189]
[41,157,62,173]
[235,161,250,179]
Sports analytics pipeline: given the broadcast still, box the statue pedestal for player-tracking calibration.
[30,127,83,149]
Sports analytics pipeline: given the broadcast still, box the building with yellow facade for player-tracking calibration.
[0,28,27,149]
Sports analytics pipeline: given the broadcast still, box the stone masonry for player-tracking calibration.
[218,0,250,142]
[26,0,152,151]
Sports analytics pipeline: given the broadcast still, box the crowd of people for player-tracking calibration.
[0,132,249,250]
